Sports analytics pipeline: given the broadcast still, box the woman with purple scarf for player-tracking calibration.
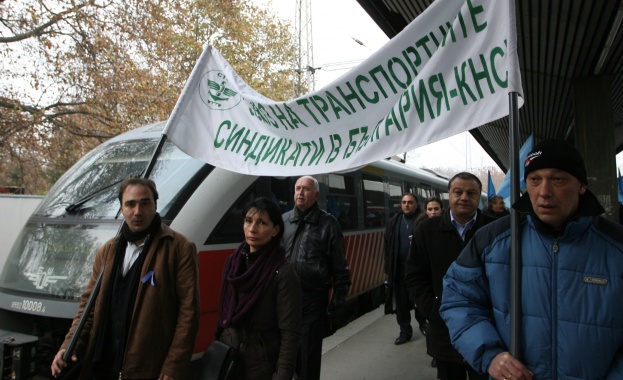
[217,197,302,380]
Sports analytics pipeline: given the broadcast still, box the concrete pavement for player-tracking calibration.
[321,306,437,379]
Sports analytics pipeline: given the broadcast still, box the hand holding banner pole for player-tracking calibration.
[57,267,104,377]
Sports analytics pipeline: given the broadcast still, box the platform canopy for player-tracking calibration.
[357,0,623,171]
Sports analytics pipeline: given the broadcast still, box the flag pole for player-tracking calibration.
[142,134,168,179]
[144,45,214,179]
[144,45,213,179]
[508,91,522,358]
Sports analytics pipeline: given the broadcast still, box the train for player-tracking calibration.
[0,121,457,377]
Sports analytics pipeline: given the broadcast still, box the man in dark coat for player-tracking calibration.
[405,172,495,380]
[282,175,351,380]
[384,193,427,345]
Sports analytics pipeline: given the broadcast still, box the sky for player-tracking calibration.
[257,0,501,172]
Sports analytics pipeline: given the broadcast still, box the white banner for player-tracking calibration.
[164,0,523,176]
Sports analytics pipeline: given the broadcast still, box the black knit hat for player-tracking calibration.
[524,140,588,184]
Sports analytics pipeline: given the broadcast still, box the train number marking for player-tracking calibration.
[10,299,46,313]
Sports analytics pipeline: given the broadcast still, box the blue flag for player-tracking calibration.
[488,170,496,199]
[497,134,534,200]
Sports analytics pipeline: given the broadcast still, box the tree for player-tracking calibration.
[1,0,297,194]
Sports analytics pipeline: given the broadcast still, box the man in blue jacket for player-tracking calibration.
[441,140,623,380]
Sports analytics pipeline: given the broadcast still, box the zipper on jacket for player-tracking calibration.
[551,237,558,380]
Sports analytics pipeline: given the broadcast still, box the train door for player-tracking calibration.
[362,175,385,229]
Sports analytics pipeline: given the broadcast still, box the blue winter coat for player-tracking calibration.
[440,191,623,379]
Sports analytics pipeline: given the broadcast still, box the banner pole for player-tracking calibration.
[508,91,522,358]
[142,134,168,179]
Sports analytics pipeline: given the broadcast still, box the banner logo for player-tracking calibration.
[200,71,241,110]
[25,267,67,290]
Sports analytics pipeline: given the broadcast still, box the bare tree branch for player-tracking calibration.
[0,0,95,43]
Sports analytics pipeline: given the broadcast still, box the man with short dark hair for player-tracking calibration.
[406,172,495,380]
[484,195,509,218]
[282,175,351,380]
[384,193,427,345]
[441,140,623,379]
[51,177,200,380]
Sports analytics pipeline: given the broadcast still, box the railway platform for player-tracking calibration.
[321,306,437,380]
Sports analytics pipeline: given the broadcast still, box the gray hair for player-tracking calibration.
[299,176,319,192]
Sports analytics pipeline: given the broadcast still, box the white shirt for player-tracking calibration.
[122,240,145,276]
[450,212,477,241]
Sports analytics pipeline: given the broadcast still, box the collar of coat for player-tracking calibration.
[289,201,321,223]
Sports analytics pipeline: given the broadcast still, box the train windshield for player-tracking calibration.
[0,137,207,311]
[39,138,202,218]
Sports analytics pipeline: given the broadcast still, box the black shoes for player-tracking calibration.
[394,335,411,345]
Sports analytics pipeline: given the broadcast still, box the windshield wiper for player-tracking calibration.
[64,173,142,214]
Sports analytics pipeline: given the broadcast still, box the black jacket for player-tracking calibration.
[282,202,351,300]
[405,209,495,363]
[383,212,418,314]
[219,257,302,380]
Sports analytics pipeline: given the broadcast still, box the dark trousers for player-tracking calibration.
[436,360,488,380]
[94,375,157,380]
[394,277,426,337]
[296,291,329,380]
[395,277,414,337]
[93,370,119,380]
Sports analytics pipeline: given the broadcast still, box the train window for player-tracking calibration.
[327,174,358,230]
[437,191,450,209]
[418,183,433,200]
[0,139,212,302]
[327,174,354,195]
[405,182,422,206]
[388,181,403,220]
[270,178,294,214]
[363,175,385,228]
[36,139,206,219]
[206,187,256,244]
